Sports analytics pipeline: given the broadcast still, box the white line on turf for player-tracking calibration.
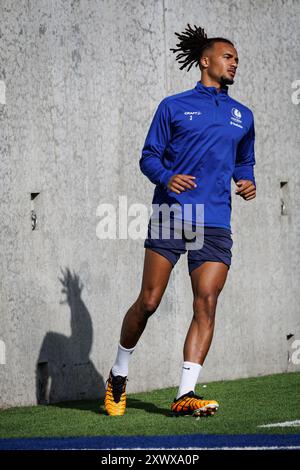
[258,420,300,428]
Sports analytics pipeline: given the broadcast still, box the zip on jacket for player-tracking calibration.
[139,80,256,231]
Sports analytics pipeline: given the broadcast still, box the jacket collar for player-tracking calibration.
[194,80,229,98]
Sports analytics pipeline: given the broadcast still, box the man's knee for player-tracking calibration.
[139,291,161,317]
[193,292,219,323]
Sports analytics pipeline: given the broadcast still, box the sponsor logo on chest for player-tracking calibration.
[184,111,202,120]
[230,108,243,128]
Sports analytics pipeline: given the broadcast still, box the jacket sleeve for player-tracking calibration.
[139,98,174,188]
[232,112,256,187]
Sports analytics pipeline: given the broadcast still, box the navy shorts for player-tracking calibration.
[144,216,233,276]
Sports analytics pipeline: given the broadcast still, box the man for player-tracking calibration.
[104,24,256,417]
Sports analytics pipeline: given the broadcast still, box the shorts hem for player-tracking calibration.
[144,246,176,268]
[188,259,231,276]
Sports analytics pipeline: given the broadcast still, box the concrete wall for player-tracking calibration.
[0,0,299,407]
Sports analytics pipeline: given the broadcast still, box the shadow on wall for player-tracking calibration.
[36,267,105,405]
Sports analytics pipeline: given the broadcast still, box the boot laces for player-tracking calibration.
[107,374,128,403]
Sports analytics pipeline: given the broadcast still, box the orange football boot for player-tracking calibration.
[104,369,127,416]
[171,390,219,417]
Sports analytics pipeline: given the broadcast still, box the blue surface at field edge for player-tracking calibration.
[0,434,299,450]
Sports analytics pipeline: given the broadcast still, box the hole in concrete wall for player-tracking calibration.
[280,181,288,216]
[0,339,6,365]
[286,333,300,372]
[0,80,5,105]
[31,192,40,230]
[37,361,49,404]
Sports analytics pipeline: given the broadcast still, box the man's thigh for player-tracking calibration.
[138,248,174,302]
[190,261,229,299]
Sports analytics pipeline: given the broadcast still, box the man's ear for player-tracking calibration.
[200,56,209,69]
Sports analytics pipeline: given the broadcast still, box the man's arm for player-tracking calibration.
[139,99,197,194]
[139,98,174,188]
[233,112,256,201]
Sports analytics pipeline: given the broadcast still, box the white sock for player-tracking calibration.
[111,343,136,377]
[176,361,202,399]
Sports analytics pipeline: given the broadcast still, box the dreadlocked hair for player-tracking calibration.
[170,23,234,72]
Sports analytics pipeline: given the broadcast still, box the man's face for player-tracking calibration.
[201,42,239,85]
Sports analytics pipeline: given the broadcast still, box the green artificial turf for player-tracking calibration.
[0,372,299,439]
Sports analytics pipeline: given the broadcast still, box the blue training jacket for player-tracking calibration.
[139,80,256,231]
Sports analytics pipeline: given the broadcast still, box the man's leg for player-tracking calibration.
[185,261,229,364]
[171,261,229,416]
[104,248,174,415]
[120,248,174,349]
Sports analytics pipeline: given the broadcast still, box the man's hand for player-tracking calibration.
[167,174,197,194]
[235,179,256,200]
